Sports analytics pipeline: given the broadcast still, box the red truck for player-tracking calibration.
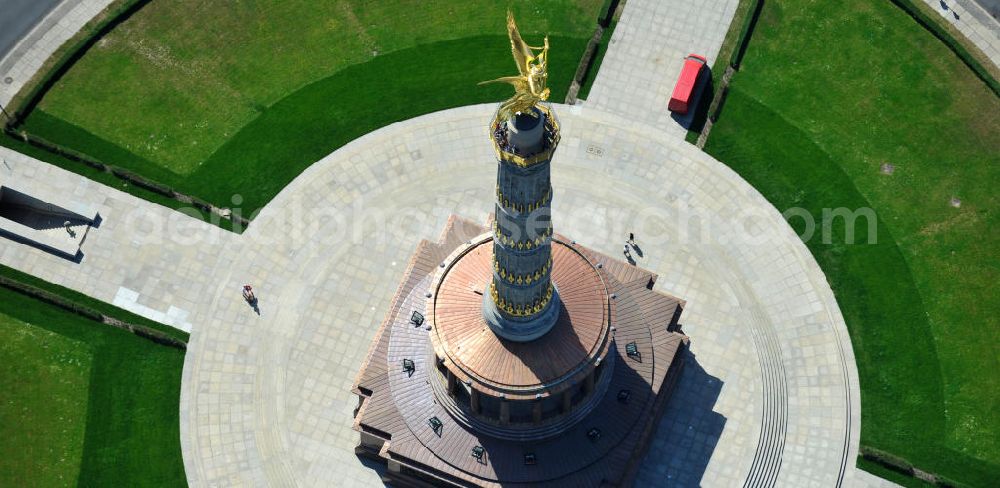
[668,54,707,114]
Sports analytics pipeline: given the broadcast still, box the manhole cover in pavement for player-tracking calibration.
[586,145,605,157]
[3,77,12,84]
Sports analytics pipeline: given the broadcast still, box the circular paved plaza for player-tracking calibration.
[179,104,862,487]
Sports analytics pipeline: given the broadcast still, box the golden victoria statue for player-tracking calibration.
[480,11,550,120]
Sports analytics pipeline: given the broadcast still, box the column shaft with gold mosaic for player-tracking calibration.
[482,104,562,342]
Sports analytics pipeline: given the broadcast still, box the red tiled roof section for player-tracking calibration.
[432,240,609,389]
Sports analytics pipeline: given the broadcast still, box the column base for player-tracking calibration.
[481,285,561,342]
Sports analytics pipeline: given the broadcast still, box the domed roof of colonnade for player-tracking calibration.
[429,233,611,399]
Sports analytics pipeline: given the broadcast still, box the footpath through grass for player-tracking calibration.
[703,0,999,486]
[0,280,186,486]
[16,0,604,212]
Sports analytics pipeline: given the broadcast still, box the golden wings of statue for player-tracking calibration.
[479,11,551,120]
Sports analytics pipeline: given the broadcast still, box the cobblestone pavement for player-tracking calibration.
[0,0,115,108]
[923,0,1000,68]
[584,0,740,138]
[0,145,236,330]
[0,0,898,485]
[0,102,870,486]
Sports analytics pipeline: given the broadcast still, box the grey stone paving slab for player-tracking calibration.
[0,0,898,483]
[0,0,115,108]
[584,0,740,139]
[924,0,1000,68]
[0,145,236,330]
[175,103,866,487]
[1,103,880,486]
[854,468,907,488]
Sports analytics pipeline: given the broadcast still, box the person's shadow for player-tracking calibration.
[631,242,644,258]
[244,294,260,315]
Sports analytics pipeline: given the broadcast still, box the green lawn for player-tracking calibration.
[703,0,999,486]
[20,0,604,212]
[0,285,186,486]
[0,314,91,487]
[0,264,190,343]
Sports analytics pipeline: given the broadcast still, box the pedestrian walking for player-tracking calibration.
[242,284,256,303]
[628,232,635,245]
[623,243,631,259]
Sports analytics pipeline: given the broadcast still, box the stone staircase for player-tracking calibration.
[742,305,789,488]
